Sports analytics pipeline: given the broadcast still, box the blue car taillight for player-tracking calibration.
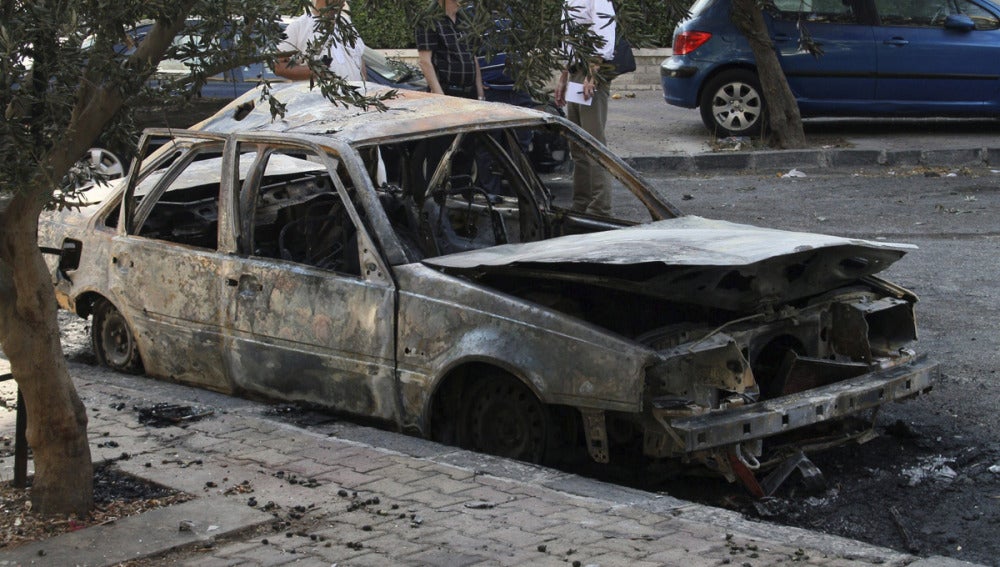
[673,31,713,56]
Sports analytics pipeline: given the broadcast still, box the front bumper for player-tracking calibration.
[665,355,938,452]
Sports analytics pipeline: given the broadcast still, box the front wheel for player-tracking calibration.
[699,70,766,138]
[91,299,143,374]
[463,372,550,464]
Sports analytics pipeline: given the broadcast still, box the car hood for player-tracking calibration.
[423,216,914,311]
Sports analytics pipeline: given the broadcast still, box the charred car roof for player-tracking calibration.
[194,82,554,143]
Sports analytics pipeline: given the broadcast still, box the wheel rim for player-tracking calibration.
[98,307,135,368]
[469,381,546,462]
[87,148,125,180]
[711,81,762,133]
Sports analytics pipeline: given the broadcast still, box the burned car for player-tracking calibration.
[40,83,936,493]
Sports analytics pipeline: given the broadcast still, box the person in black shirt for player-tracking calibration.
[415,0,484,100]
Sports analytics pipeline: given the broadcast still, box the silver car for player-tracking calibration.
[40,82,937,492]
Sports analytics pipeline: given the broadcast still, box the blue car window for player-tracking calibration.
[875,0,940,25]
[874,0,996,27]
[773,0,859,23]
[958,0,1000,28]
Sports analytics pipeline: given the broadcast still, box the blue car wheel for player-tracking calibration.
[699,69,766,138]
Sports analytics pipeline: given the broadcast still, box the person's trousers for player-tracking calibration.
[567,77,611,217]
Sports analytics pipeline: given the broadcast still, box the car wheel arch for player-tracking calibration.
[698,64,767,137]
[89,295,144,374]
[425,360,543,439]
[73,290,113,319]
[698,63,759,105]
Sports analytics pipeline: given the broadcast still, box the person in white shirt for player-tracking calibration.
[554,0,616,217]
[276,2,387,184]
[275,0,366,82]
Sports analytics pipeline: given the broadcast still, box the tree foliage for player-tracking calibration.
[351,0,429,48]
[351,0,687,49]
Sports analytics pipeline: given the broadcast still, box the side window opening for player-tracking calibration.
[364,130,547,261]
[133,144,224,250]
[106,141,187,230]
[242,146,361,276]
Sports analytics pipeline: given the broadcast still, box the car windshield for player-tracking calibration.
[135,149,326,198]
[355,121,678,262]
[363,47,416,83]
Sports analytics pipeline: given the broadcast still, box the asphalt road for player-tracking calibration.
[641,166,1000,566]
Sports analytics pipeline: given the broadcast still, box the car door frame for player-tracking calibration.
[113,130,235,392]
[766,0,880,110]
[872,0,1000,108]
[221,132,404,423]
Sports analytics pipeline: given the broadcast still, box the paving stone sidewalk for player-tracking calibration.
[0,365,979,567]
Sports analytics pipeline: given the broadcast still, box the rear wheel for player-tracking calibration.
[699,69,766,138]
[463,371,549,463]
[91,299,143,373]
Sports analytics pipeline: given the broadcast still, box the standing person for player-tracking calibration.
[554,0,616,217]
[415,0,485,100]
[275,0,366,82]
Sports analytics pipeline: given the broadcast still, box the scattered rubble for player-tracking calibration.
[135,403,213,427]
[271,470,322,488]
[781,168,807,178]
[901,456,959,486]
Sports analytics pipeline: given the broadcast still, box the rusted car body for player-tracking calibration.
[40,82,936,489]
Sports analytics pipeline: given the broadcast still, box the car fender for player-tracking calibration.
[392,263,654,431]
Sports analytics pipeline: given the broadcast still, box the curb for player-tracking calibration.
[625,146,1000,173]
[0,497,272,566]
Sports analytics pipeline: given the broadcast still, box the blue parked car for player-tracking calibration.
[104,20,428,99]
[662,0,1000,136]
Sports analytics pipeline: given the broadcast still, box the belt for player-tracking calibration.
[442,84,476,98]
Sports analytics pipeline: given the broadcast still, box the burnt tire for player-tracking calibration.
[699,69,766,138]
[91,299,143,374]
[464,372,549,464]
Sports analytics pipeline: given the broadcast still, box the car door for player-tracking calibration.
[222,138,399,421]
[768,0,878,106]
[873,0,1000,106]
[113,137,234,391]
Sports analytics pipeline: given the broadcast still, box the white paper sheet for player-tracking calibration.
[565,81,593,106]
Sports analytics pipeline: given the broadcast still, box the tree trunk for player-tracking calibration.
[0,192,93,516]
[730,0,807,149]
[0,7,195,517]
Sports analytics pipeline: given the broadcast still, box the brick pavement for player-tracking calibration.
[0,364,979,566]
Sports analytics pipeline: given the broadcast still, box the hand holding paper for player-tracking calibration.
[565,81,592,106]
